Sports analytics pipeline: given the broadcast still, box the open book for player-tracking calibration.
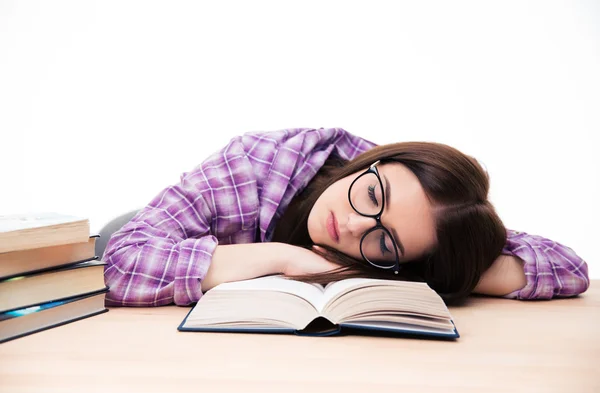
[178,276,459,339]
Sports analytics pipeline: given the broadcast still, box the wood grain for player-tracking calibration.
[1,282,598,393]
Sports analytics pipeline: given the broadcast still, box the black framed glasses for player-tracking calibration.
[348,160,401,274]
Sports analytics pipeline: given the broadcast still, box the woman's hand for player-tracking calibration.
[282,245,341,277]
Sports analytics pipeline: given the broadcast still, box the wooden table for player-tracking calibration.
[1,282,598,393]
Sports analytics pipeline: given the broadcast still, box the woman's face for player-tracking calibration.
[307,162,437,263]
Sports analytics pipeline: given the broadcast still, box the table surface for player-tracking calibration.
[1,282,598,393]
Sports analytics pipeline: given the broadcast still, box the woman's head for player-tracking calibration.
[306,159,437,267]
[271,141,507,303]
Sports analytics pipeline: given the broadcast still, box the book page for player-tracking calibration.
[317,278,431,312]
[317,278,378,310]
[212,276,325,308]
[0,213,85,233]
[324,278,378,295]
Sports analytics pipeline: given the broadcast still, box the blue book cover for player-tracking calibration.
[0,289,109,344]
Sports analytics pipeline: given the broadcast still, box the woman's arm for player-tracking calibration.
[474,230,589,299]
[102,185,218,307]
[103,128,350,307]
[102,134,260,306]
[473,254,527,296]
[203,243,339,291]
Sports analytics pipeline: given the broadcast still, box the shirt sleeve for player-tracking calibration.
[102,137,258,307]
[102,127,374,307]
[501,229,590,300]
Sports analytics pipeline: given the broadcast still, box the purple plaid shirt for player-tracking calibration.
[103,128,589,306]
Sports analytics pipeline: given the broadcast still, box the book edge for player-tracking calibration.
[0,256,100,281]
[339,320,460,339]
[0,287,110,314]
[0,220,90,253]
[177,307,298,334]
[177,307,458,339]
[0,308,108,344]
[0,259,106,282]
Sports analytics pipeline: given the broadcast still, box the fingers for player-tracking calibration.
[312,245,325,253]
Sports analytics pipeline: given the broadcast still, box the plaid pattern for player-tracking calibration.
[502,230,589,299]
[103,128,589,306]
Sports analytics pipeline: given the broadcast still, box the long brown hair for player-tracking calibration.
[271,142,507,304]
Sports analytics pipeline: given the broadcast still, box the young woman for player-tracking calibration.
[102,127,589,306]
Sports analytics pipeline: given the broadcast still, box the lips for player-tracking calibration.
[326,212,339,243]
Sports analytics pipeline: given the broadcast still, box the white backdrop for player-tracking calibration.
[1,1,598,278]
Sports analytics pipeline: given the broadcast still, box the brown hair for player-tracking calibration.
[271,142,507,304]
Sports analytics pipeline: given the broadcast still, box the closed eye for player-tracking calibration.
[380,232,391,255]
[368,185,378,206]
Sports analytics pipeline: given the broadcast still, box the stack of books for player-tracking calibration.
[0,213,108,343]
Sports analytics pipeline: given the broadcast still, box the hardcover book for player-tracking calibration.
[179,276,459,339]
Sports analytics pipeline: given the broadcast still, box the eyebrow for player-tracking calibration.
[383,173,405,256]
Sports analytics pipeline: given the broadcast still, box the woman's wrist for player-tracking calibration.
[269,242,305,275]
[203,242,293,291]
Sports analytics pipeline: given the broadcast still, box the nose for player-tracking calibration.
[346,212,377,238]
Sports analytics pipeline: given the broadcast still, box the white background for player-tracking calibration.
[1,1,598,278]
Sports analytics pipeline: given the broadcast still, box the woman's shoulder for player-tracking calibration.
[183,127,376,185]
[238,127,377,159]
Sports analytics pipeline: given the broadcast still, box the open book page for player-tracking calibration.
[313,278,428,312]
[212,276,325,308]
